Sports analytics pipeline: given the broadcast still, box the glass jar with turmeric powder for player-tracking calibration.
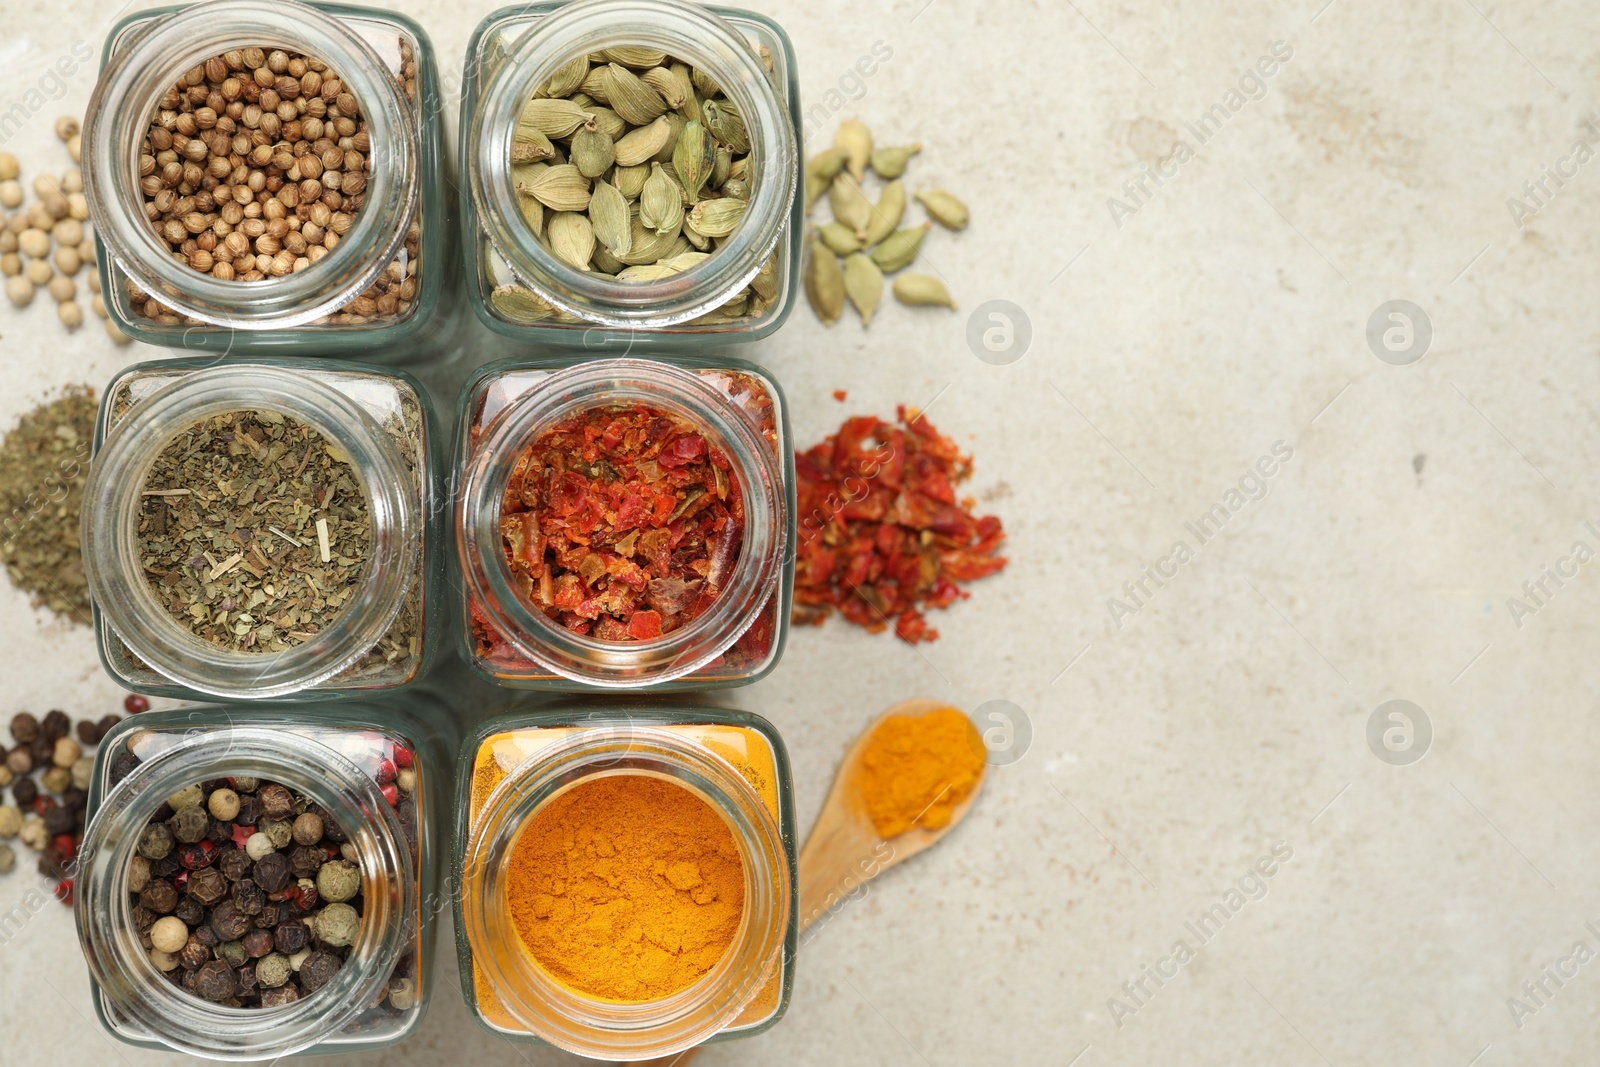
[455,356,794,690]
[453,703,796,1058]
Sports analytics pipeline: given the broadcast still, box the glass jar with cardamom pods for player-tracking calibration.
[82,0,449,357]
[81,359,444,701]
[453,701,796,1058]
[461,0,801,348]
[456,356,794,690]
[76,698,453,1058]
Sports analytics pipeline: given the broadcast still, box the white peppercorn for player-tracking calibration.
[0,844,14,875]
[0,181,20,209]
[128,854,151,894]
[166,784,203,810]
[396,767,415,794]
[18,228,49,259]
[0,804,21,837]
[57,301,83,329]
[24,259,51,286]
[53,246,80,275]
[245,831,276,861]
[67,134,81,163]
[52,217,83,247]
[0,227,14,254]
[19,813,47,850]
[386,976,415,1011]
[40,766,70,793]
[0,153,17,182]
[67,192,88,221]
[55,116,78,141]
[52,735,81,768]
[150,915,189,953]
[5,276,33,307]
[1,253,18,277]
[150,948,180,973]
[208,788,240,821]
[287,947,312,972]
[0,765,11,788]
[71,755,94,791]
[106,318,131,345]
[61,168,82,194]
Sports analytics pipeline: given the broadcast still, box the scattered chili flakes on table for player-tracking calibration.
[793,407,1006,643]
[832,389,848,403]
[495,405,743,643]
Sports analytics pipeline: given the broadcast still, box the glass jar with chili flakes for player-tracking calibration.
[455,356,793,689]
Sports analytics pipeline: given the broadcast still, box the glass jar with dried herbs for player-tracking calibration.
[460,0,801,348]
[81,0,449,357]
[456,356,793,690]
[454,701,795,1058]
[76,698,452,1058]
[81,360,442,701]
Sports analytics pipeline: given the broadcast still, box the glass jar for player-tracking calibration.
[82,0,448,357]
[82,358,443,701]
[461,0,801,349]
[76,699,451,1059]
[454,703,796,1058]
[456,356,793,690]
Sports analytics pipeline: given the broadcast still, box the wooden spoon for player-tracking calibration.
[624,697,987,1067]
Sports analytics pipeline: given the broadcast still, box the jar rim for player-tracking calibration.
[75,725,415,1060]
[461,725,789,1057]
[82,0,419,329]
[467,0,797,328]
[457,358,786,687]
[81,364,420,700]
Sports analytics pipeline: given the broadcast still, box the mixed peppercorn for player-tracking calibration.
[0,699,140,903]
[794,407,1006,643]
[112,741,418,1012]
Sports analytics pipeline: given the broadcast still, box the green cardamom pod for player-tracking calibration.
[640,163,684,237]
[579,67,612,104]
[711,145,733,190]
[671,63,701,122]
[593,244,626,275]
[869,223,930,273]
[601,46,667,69]
[516,98,594,139]
[517,192,544,238]
[688,197,748,238]
[818,222,863,256]
[916,189,969,230]
[569,92,594,109]
[892,273,956,308]
[690,67,718,99]
[511,161,550,196]
[870,143,921,179]
[728,156,749,182]
[587,106,626,141]
[751,253,779,301]
[616,216,683,265]
[605,63,668,126]
[510,125,554,165]
[589,178,632,258]
[547,211,596,271]
[829,172,873,240]
[652,112,686,165]
[569,121,616,179]
[681,213,711,250]
[542,56,590,99]
[843,252,884,327]
[703,99,750,154]
[721,178,750,201]
[663,251,712,272]
[673,119,715,200]
[525,164,592,212]
[613,162,650,199]
[641,66,689,108]
[863,179,905,246]
[804,233,845,327]
[491,285,558,321]
[834,119,872,181]
[617,263,680,282]
[613,116,674,167]
[805,147,848,214]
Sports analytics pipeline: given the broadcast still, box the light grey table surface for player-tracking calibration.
[2,0,1600,1063]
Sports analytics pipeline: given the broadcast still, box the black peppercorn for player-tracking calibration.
[236,962,259,997]
[252,851,291,893]
[94,714,122,743]
[178,842,217,870]
[109,751,140,786]
[241,929,273,958]
[231,878,265,916]
[234,794,261,826]
[39,710,69,742]
[61,787,87,812]
[195,959,237,1001]
[130,904,158,932]
[186,867,228,906]
[297,950,341,994]
[206,818,232,845]
[273,918,310,956]
[167,806,209,844]
[257,784,294,820]
[179,937,210,971]
[173,896,205,927]
[260,982,300,1007]
[289,846,324,879]
[256,903,283,929]
[193,923,219,948]
[9,712,38,744]
[139,880,178,914]
[29,735,52,766]
[12,776,37,807]
[215,939,248,968]
[218,848,252,883]
[151,853,182,880]
[208,899,251,941]
[75,720,96,746]
[43,806,73,836]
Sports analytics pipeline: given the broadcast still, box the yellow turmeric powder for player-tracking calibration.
[852,707,985,838]
[506,774,746,1002]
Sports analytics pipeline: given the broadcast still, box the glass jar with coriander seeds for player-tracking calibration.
[461,0,801,348]
[82,0,449,357]
[454,702,797,1058]
[81,359,443,701]
[456,356,794,690]
[76,699,452,1059]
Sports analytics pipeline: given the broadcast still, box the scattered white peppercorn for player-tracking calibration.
[106,318,131,345]
[71,756,94,791]
[0,181,20,209]
[18,228,48,259]
[67,134,81,163]
[19,813,47,850]
[0,804,20,837]
[5,276,33,307]
[1,253,19,277]
[57,301,83,329]
[55,116,79,142]
[0,154,17,181]
[386,976,416,1011]
[40,766,70,794]
[24,259,51,286]
[47,275,73,303]
[52,736,81,768]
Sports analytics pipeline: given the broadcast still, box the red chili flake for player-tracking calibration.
[53,879,73,906]
[179,841,217,870]
[792,407,1006,643]
[392,744,414,769]
[230,823,254,850]
[52,834,76,863]
[482,403,742,648]
[832,389,848,402]
[31,796,53,816]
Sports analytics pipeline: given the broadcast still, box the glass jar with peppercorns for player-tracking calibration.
[74,699,451,1058]
[81,0,449,358]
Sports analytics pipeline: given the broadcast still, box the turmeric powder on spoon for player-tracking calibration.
[851,706,986,838]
